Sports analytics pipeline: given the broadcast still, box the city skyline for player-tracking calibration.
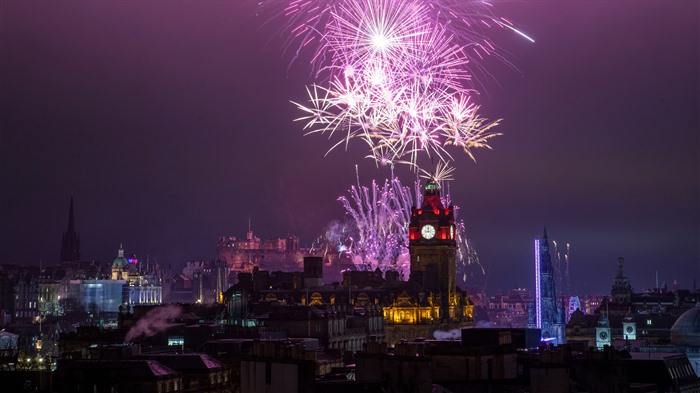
[1,1,698,295]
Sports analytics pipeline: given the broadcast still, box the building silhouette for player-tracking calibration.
[60,195,81,263]
[611,257,633,303]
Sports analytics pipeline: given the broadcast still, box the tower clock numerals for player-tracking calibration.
[421,224,436,240]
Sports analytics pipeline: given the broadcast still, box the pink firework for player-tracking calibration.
[281,0,518,171]
[327,173,484,284]
[264,0,531,78]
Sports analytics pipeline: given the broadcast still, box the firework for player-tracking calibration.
[552,240,572,295]
[281,0,519,171]
[263,0,532,77]
[315,172,483,284]
[337,177,413,276]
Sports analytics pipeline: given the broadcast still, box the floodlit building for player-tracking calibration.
[69,279,124,314]
[532,228,565,344]
[111,245,164,306]
[382,180,473,345]
[217,229,304,274]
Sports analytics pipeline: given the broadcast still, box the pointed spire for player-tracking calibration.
[540,225,550,254]
[60,195,81,263]
[67,194,75,231]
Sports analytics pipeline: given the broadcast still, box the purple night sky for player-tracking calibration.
[1,1,698,295]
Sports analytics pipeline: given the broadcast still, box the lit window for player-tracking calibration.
[646,319,652,326]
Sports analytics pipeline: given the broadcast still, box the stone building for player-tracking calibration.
[382,180,473,345]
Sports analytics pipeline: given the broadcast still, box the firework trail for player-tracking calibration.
[337,176,413,276]
[552,240,572,296]
[262,0,532,79]
[316,170,484,285]
[565,243,571,293]
[266,0,530,171]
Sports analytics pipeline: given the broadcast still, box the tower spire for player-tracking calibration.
[60,195,81,263]
[68,194,76,231]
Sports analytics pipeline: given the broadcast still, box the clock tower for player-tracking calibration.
[623,312,637,340]
[596,314,612,349]
[408,180,457,321]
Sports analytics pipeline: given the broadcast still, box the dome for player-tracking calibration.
[598,314,610,327]
[112,245,129,269]
[670,303,700,347]
[568,308,587,326]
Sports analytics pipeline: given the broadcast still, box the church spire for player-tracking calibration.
[60,195,81,263]
[541,226,550,254]
[67,194,76,231]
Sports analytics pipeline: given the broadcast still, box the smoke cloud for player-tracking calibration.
[124,305,182,342]
[433,320,498,340]
[433,328,462,340]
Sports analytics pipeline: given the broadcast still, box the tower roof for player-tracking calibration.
[425,179,439,192]
[615,257,627,279]
[112,244,129,269]
[420,179,445,210]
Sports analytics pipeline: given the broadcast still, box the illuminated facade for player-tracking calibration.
[111,245,130,280]
[111,245,163,306]
[38,269,66,317]
[534,238,541,330]
[124,277,163,306]
[217,230,304,274]
[596,314,611,349]
[216,228,354,285]
[567,296,582,322]
[487,289,531,328]
[534,228,565,344]
[69,279,124,313]
[408,180,459,319]
[383,180,473,344]
[182,260,228,304]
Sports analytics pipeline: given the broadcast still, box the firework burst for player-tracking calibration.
[280,0,521,171]
[319,172,483,284]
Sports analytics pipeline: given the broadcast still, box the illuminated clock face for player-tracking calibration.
[599,331,608,340]
[421,224,436,240]
[626,326,634,333]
